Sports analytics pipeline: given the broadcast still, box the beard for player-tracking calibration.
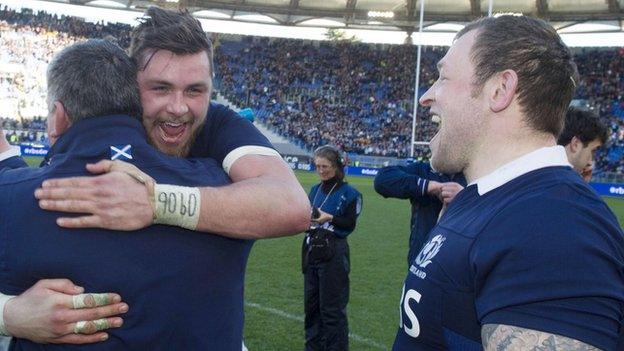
[429,127,469,175]
[147,119,205,158]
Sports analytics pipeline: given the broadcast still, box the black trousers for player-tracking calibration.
[303,238,350,351]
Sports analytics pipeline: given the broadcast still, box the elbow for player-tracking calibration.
[283,189,312,236]
[290,198,312,234]
[373,178,388,197]
[255,187,310,239]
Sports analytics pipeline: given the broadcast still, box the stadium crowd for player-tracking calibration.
[215,38,442,160]
[216,38,624,174]
[0,5,622,174]
[0,117,46,144]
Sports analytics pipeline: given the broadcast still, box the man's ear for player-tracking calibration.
[48,101,71,140]
[569,135,583,154]
[489,69,518,113]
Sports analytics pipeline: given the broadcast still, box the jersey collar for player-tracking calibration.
[473,145,572,196]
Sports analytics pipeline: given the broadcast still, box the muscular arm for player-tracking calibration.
[482,324,601,351]
[195,154,310,238]
[36,156,311,239]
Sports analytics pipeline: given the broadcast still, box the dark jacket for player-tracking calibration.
[374,162,465,265]
[0,115,252,351]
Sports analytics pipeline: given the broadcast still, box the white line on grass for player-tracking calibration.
[245,301,388,350]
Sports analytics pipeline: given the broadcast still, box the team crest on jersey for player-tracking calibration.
[410,234,446,279]
[416,234,446,268]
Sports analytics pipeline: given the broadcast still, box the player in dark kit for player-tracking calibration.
[0,7,309,345]
[374,162,465,266]
[557,107,609,182]
[0,39,253,350]
[393,15,624,350]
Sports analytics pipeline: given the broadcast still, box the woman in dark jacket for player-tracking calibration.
[303,145,362,351]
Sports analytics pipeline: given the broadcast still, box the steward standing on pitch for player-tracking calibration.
[302,145,362,351]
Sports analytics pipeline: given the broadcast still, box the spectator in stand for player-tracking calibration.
[0,4,623,175]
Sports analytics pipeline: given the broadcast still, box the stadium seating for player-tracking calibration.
[0,5,622,175]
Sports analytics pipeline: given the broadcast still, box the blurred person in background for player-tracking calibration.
[557,106,609,182]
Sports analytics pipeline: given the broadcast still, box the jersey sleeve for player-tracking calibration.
[189,103,278,173]
[330,199,357,232]
[0,147,28,170]
[471,195,624,350]
[374,163,431,201]
[0,156,28,170]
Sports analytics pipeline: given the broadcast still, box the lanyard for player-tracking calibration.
[312,182,338,212]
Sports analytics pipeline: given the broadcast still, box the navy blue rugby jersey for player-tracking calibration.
[393,147,624,351]
[0,116,253,350]
[189,102,279,173]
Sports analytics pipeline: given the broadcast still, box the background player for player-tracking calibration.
[558,106,609,182]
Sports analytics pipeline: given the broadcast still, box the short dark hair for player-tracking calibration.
[129,6,213,74]
[47,39,142,122]
[557,107,609,146]
[456,15,578,137]
[314,145,346,181]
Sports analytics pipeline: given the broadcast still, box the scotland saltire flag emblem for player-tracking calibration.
[110,145,133,161]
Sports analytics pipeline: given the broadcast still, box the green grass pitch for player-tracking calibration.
[244,171,624,350]
[23,157,624,350]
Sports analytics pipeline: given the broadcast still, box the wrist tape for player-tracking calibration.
[0,293,15,336]
[153,184,201,230]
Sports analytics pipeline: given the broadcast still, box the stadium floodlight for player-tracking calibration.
[367,11,394,19]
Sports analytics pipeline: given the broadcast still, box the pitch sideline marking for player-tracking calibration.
[245,301,388,350]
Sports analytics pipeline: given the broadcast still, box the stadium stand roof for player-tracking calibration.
[68,0,624,35]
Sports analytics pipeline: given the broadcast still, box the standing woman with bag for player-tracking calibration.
[303,145,363,351]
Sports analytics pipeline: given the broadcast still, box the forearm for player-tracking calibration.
[374,168,430,199]
[329,200,357,232]
[482,324,600,350]
[35,157,311,238]
[330,215,355,231]
[196,174,310,239]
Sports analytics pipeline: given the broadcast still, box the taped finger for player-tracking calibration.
[73,321,92,334]
[93,318,110,331]
[73,319,109,334]
[72,293,111,309]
